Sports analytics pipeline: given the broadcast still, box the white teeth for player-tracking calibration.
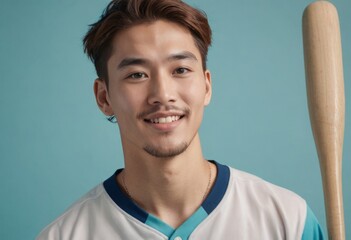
[149,116,180,124]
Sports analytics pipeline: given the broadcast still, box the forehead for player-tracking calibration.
[109,20,202,63]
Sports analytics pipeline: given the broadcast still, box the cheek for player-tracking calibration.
[112,87,145,118]
[180,78,207,106]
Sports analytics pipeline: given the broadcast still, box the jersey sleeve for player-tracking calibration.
[301,205,324,240]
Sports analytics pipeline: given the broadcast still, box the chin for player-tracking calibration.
[143,142,189,158]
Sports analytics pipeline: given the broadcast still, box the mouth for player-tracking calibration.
[144,115,185,124]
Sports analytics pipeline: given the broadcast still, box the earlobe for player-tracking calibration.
[204,70,212,106]
[93,79,114,116]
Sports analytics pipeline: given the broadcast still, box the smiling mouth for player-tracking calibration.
[144,115,184,124]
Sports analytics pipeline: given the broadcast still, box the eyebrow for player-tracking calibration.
[117,51,198,70]
[117,58,149,69]
[167,51,198,62]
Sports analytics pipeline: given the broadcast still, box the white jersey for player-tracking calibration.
[37,161,324,240]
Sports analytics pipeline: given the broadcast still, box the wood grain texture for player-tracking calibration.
[303,1,345,239]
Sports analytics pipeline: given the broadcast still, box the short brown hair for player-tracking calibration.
[83,0,212,86]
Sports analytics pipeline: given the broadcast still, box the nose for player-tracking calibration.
[147,71,176,105]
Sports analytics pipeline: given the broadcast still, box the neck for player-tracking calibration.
[117,135,216,228]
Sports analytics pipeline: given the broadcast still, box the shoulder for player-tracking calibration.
[224,167,324,239]
[228,167,306,206]
[36,184,107,240]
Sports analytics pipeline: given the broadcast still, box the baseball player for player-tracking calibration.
[37,0,324,239]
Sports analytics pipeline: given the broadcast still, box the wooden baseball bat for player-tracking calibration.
[302,1,345,239]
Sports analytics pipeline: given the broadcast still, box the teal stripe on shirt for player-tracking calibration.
[301,206,324,240]
[145,214,174,237]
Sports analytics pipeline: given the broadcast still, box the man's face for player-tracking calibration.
[96,20,211,158]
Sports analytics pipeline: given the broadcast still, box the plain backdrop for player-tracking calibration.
[0,0,350,239]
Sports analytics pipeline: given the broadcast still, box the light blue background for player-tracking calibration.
[0,0,350,239]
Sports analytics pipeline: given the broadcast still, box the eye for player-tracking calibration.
[128,72,147,79]
[173,67,190,75]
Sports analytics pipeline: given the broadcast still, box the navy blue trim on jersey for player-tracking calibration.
[103,160,230,237]
[103,169,149,223]
[202,161,230,214]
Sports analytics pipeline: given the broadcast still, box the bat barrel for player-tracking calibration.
[302,1,345,239]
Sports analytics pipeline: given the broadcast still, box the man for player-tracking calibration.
[37,0,324,239]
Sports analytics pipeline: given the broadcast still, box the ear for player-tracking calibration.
[204,70,212,106]
[93,79,114,116]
